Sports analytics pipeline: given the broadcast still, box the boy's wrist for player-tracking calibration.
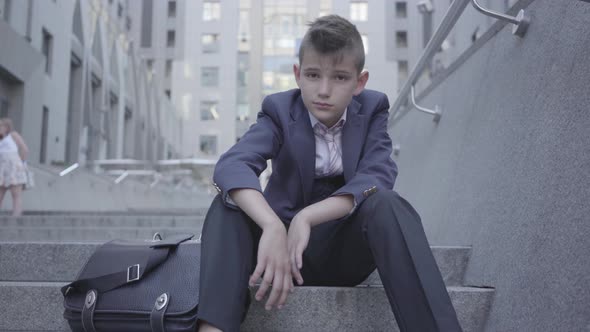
[260,218,285,232]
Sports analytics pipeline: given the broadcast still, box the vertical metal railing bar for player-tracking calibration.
[388,0,471,127]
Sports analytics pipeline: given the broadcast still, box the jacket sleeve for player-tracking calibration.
[212,97,283,209]
[331,94,397,211]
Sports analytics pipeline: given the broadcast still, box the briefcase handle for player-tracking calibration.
[61,233,194,296]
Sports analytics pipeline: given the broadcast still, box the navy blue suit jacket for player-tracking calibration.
[213,88,398,221]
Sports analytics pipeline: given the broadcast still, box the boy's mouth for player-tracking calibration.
[313,102,333,110]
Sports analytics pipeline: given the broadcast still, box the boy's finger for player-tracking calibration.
[290,253,299,280]
[265,273,283,310]
[277,274,292,309]
[249,261,265,286]
[296,245,304,269]
[256,267,274,301]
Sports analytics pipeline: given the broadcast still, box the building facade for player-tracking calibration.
[0,0,184,167]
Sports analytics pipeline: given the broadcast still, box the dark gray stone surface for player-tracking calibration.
[0,243,466,285]
[388,1,590,331]
[243,286,494,332]
[0,227,200,241]
[361,246,470,287]
[0,215,204,228]
[0,282,493,332]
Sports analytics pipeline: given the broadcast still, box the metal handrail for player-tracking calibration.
[471,0,529,37]
[388,0,530,127]
[388,0,471,126]
[410,86,442,123]
[59,163,80,177]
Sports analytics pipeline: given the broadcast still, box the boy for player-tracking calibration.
[197,15,462,332]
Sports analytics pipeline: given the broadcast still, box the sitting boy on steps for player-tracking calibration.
[196,15,462,332]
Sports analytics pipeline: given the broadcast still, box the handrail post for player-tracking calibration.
[410,86,442,123]
[471,0,529,37]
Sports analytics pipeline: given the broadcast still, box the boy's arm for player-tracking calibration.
[287,194,354,284]
[213,97,293,310]
[330,94,397,212]
[213,97,283,209]
[226,186,293,311]
[289,95,395,283]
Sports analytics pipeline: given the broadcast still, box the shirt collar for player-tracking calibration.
[308,108,348,130]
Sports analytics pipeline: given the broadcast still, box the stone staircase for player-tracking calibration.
[0,211,494,331]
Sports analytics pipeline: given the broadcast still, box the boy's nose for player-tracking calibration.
[318,79,331,98]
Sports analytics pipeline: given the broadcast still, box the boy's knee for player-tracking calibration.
[360,190,422,228]
[360,190,398,212]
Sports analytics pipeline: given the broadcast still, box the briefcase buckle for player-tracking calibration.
[127,264,140,282]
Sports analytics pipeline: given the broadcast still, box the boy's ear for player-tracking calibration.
[293,64,301,86]
[354,70,369,96]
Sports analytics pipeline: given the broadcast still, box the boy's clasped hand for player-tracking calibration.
[248,211,312,311]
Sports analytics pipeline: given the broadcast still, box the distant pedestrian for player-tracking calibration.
[0,118,29,216]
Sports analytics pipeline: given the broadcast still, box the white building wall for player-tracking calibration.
[173,0,239,159]
[0,0,185,165]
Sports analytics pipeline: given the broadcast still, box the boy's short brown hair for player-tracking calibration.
[299,15,365,74]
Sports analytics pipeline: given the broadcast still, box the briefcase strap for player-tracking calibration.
[61,246,169,295]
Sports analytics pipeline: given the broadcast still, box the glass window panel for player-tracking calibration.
[350,2,368,21]
[203,1,221,21]
[201,67,219,87]
[200,135,218,155]
[200,100,219,120]
[396,2,407,18]
[201,33,220,53]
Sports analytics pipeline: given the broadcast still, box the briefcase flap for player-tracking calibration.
[64,239,200,316]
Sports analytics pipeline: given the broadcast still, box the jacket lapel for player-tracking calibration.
[289,96,315,205]
[342,98,365,182]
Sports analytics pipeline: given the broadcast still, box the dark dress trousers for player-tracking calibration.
[196,89,462,332]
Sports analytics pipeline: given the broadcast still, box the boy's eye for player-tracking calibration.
[335,75,349,81]
[305,73,319,79]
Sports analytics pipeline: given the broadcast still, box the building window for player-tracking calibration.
[0,97,9,118]
[146,59,154,73]
[167,30,176,47]
[117,3,123,18]
[361,34,369,55]
[165,89,171,99]
[200,101,219,120]
[396,31,408,48]
[398,60,408,86]
[200,135,217,155]
[203,1,221,21]
[396,2,407,18]
[165,59,173,77]
[40,107,49,164]
[350,1,368,22]
[168,1,177,18]
[42,28,53,75]
[202,33,220,53]
[201,67,219,87]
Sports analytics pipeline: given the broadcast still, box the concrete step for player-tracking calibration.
[0,242,469,287]
[0,282,493,332]
[0,227,201,241]
[0,215,205,228]
[0,208,209,216]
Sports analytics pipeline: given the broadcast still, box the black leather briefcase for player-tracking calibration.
[62,233,200,332]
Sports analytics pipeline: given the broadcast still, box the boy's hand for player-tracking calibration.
[249,222,293,310]
[288,213,311,285]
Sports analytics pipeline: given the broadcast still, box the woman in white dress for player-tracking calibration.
[0,118,29,216]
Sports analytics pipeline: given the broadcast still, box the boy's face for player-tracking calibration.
[294,47,368,127]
